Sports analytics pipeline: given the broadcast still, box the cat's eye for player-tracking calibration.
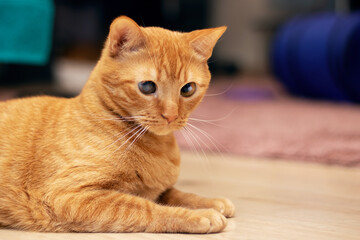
[138,81,156,95]
[180,82,196,97]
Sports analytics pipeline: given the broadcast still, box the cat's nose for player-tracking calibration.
[161,113,178,124]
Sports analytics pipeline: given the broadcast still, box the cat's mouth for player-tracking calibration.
[144,118,187,136]
[111,111,185,136]
[145,122,182,136]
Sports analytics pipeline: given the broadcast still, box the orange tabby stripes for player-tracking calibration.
[0,16,234,233]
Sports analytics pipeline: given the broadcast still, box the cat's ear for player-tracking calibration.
[108,16,145,57]
[187,26,227,60]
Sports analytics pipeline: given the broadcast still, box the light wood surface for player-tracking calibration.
[1,151,359,240]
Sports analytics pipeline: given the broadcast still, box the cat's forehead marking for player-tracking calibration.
[149,68,157,80]
[158,55,191,84]
[187,71,193,82]
[135,66,157,81]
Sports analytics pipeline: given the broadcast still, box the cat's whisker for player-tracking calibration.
[183,126,213,174]
[119,115,142,119]
[186,122,228,160]
[95,118,137,122]
[183,128,214,180]
[101,125,140,152]
[180,128,204,164]
[104,125,143,160]
[126,126,149,151]
[186,124,213,153]
[188,118,224,128]
[187,122,227,151]
[107,111,146,121]
[180,128,211,172]
[204,82,234,97]
[121,116,145,121]
[180,128,196,153]
[116,125,146,151]
[128,126,147,148]
[78,110,145,123]
[187,108,237,128]
[78,110,118,120]
[189,108,236,123]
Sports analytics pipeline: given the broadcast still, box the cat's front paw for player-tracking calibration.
[188,209,227,233]
[210,198,235,218]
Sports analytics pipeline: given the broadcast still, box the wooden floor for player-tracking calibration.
[1,151,359,240]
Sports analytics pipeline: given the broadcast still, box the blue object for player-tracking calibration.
[273,18,301,95]
[272,12,360,102]
[0,0,54,65]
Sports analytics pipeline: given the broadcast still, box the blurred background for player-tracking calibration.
[1,0,360,166]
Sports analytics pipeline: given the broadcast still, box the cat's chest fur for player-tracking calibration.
[94,132,181,201]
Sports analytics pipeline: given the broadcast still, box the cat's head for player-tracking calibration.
[96,16,226,135]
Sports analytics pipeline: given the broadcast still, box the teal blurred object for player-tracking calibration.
[0,0,54,65]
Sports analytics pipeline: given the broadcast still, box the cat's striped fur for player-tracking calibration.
[0,16,234,233]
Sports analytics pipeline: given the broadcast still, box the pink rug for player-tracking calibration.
[175,77,360,167]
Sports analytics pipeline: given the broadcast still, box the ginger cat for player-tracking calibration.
[0,16,235,233]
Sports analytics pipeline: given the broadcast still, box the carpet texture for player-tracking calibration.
[175,77,360,167]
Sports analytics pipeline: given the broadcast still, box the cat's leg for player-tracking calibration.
[41,188,227,233]
[157,187,235,218]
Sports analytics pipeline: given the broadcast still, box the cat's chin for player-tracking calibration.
[146,125,181,136]
[148,127,174,136]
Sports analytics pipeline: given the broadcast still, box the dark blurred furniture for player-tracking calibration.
[0,0,214,86]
